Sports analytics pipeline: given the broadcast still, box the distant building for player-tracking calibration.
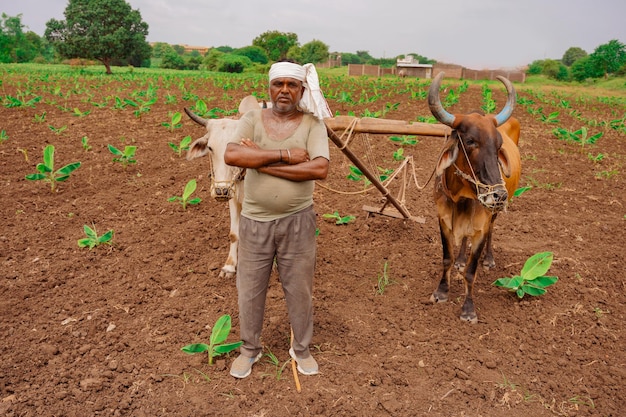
[181,44,210,55]
[150,43,210,55]
[396,55,433,78]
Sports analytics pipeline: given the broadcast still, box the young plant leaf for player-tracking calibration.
[210,314,232,345]
[520,285,546,297]
[520,252,553,281]
[182,179,197,201]
[181,343,210,354]
[214,341,244,354]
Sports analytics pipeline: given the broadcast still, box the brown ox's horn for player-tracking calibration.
[427,72,456,127]
[184,107,208,126]
[493,76,516,126]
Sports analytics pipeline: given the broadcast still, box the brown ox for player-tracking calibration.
[184,96,262,278]
[427,72,521,323]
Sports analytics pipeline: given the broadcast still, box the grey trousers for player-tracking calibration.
[236,205,317,358]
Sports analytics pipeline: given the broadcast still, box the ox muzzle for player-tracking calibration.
[477,183,508,212]
[454,167,508,213]
[210,180,237,202]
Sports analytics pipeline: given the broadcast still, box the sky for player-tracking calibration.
[3,0,625,69]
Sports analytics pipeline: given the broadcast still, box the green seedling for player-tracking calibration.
[165,94,177,105]
[360,108,382,118]
[3,93,41,108]
[512,186,532,198]
[393,147,405,161]
[48,125,67,135]
[375,261,394,295]
[81,136,92,151]
[322,211,355,225]
[415,115,437,124]
[168,179,202,210]
[113,96,127,110]
[162,111,183,132]
[587,153,604,163]
[108,144,137,168]
[383,102,400,116]
[77,224,114,249]
[181,315,243,366]
[25,144,81,192]
[539,111,560,124]
[553,127,603,151]
[124,96,157,118]
[72,107,91,117]
[33,112,47,123]
[481,85,496,114]
[389,135,418,146]
[411,90,427,100]
[346,165,392,186]
[168,135,192,157]
[263,348,291,380]
[493,251,558,298]
[0,129,8,143]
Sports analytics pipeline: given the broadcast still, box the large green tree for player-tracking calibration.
[287,39,329,64]
[588,39,626,79]
[252,30,298,61]
[562,47,587,67]
[0,13,40,63]
[233,45,268,64]
[44,0,150,74]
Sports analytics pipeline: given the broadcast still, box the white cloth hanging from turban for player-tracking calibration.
[269,62,333,120]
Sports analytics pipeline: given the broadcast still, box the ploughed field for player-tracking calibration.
[1,65,625,416]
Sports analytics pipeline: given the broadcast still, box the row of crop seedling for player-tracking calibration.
[22,143,203,259]
[179,250,557,375]
[520,88,624,133]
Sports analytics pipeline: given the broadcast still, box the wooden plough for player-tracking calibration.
[324,116,452,221]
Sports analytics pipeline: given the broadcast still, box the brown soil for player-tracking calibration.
[1,68,625,417]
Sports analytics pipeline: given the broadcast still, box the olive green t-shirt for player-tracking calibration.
[235,109,330,221]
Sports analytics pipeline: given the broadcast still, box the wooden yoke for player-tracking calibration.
[325,116,451,137]
[324,117,450,220]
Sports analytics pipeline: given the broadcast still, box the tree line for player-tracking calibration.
[1,0,625,81]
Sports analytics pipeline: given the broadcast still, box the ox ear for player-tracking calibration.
[435,139,459,176]
[238,95,262,114]
[186,137,211,161]
[498,146,512,178]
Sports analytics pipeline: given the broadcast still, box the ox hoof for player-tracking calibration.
[482,258,495,270]
[430,292,448,303]
[218,269,236,279]
[460,312,478,324]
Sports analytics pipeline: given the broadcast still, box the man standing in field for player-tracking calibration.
[224,60,332,379]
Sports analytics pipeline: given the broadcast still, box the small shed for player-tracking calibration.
[396,56,433,78]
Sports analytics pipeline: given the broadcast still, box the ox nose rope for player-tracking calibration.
[207,154,245,202]
[453,132,507,213]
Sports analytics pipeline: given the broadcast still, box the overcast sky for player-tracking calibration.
[3,0,625,69]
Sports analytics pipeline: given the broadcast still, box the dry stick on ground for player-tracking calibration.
[290,328,301,393]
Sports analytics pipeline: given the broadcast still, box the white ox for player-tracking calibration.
[185,95,263,278]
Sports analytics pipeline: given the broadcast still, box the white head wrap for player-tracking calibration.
[269,62,332,120]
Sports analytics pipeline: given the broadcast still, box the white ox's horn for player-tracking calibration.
[184,107,208,126]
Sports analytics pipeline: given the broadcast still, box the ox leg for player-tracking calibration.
[482,215,497,269]
[460,237,487,323]
[219,198,240,279]
[431,223,454,303]
[455,237,468,271]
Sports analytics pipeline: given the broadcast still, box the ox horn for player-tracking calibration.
[184,107,208,126]
[493,75,516,126]
[427,72,456,127]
